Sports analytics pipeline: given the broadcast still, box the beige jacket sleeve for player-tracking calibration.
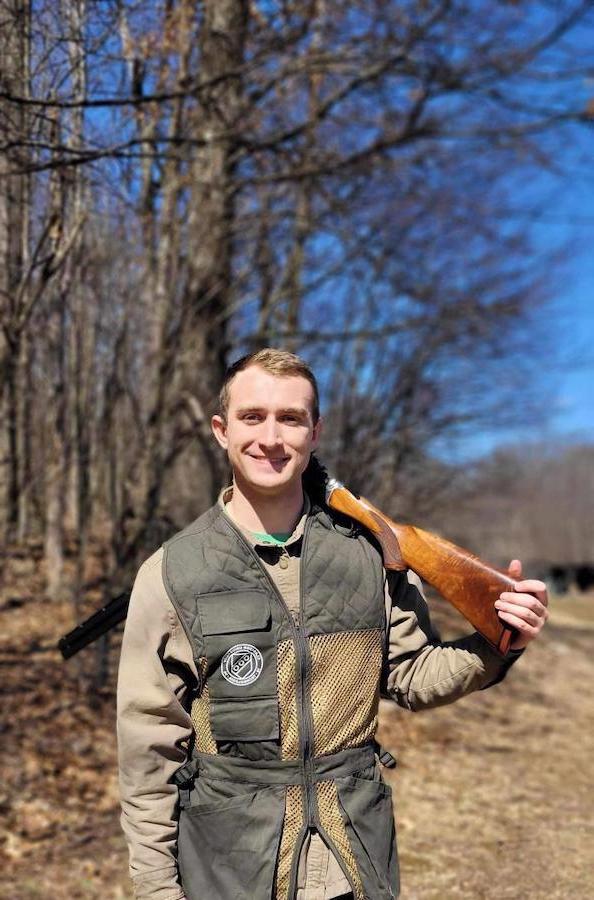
[384,569,521,710]
[117,548,196,900]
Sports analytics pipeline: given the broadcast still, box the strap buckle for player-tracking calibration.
[374,741,397,769]
[172,759,199,809]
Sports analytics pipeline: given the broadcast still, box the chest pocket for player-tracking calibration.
[198,590,279,742]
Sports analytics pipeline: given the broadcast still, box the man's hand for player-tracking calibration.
[495,559,549,651]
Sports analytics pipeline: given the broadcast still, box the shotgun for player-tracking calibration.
[58,477,515,659]
[325,478,515,655]
[58,592,129,659]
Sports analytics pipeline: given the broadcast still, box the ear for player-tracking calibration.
[211,414,229,450]
[311,416,323,449]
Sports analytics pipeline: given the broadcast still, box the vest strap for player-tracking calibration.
[171,758,200,787]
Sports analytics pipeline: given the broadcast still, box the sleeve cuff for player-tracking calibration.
[479,639,525,690]
[132,866,185,900]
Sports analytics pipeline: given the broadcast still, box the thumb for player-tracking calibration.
[507,558,522,581]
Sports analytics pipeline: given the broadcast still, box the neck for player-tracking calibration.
[226,478,305,534]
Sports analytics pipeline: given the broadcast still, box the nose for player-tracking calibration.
[259,415,282,447]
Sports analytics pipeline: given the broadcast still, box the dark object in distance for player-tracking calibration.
[548,564,594,595]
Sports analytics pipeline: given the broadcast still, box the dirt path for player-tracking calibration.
[1,574,592,899]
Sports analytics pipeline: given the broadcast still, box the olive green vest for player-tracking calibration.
[163,499,400,900]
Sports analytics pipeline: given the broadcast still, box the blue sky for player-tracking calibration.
[545,182,594,443]
[517,158,594,448]
[553,265,594,441]
[452,121,594,461]
[438,3,594,460]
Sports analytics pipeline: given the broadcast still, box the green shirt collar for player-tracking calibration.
[219,486,310,548]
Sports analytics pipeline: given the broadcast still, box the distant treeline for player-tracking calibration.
[425,444,594,580]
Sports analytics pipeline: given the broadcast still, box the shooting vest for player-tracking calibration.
[163,499,399,900]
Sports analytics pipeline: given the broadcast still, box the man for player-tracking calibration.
[117,348,548,900]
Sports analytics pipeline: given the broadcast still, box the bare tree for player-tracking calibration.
[0,0,30,541]
[0,0,592,616]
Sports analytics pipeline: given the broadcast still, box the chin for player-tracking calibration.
[248,472,300,494]
[252,476,294,493]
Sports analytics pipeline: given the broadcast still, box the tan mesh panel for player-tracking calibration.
[309,629,382,756]
[190,657,217,754]
[277,639,300,759]
[316,780,364,900]
[275,785,304,900]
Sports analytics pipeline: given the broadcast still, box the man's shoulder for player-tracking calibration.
[130,547,168,610]
[164,502,223,549]
[133,503,224,591]
[310,500,386,574]
[137,545,164,577]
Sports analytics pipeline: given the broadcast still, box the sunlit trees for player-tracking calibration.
[1,0,592,599]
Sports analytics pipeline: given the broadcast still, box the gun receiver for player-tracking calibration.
[326,479,515,655]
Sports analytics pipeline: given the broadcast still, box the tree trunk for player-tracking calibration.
[182,0,248,401]
[17,331,33,540]
[0,0,30,541]
[168,0,248,500]
[63,0,89,621]
[44,293,68,599]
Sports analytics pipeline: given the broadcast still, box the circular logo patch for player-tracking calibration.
[220,643,263,686]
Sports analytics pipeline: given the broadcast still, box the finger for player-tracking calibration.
[495,607,545,637]
[495,600,547,628]
[508,558,523,579]
[498,591,547,613]
[512,580,548,604]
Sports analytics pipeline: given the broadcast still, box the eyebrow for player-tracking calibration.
[236,406,309,417]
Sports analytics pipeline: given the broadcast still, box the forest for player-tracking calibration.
[1,1,593,897]
[2,0,593,597]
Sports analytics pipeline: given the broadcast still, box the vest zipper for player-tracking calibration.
[298,518,317,828]
[220,514,316,825]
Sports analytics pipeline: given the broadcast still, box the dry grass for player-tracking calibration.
[1,550,592,899]
[378,592,594,899]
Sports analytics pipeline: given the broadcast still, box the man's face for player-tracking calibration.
[211,366,322,497]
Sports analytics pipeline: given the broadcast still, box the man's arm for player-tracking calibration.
[383,564,546,711]
[117,548,195,900]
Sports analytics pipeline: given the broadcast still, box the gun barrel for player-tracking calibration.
[58,593,130,659]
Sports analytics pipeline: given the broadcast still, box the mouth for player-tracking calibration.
[248,454,290,466]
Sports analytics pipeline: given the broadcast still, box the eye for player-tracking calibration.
[241,412,262,423]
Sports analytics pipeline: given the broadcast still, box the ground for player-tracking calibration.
[378,593,594,899]
[1,547,592,899]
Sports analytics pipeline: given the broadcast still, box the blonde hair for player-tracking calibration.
[218,348,320,423]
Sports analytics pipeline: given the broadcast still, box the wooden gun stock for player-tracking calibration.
[326,482,515,655]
